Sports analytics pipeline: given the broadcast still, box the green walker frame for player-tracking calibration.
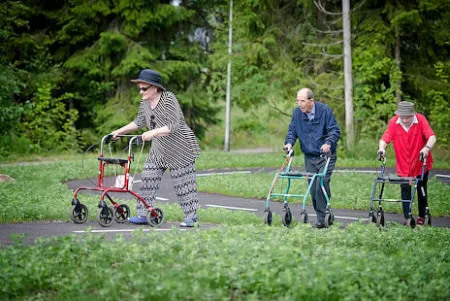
[264,150,334,227]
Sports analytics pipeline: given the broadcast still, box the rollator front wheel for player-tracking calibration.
[264,210,272,226]
[376,211,385,228]
[147,207,165,227]
[114,204,130,223]
[71,204,88,224]
[97,206,114,227]
[282,207,292,227]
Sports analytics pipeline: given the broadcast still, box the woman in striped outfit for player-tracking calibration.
[111,69,200,227]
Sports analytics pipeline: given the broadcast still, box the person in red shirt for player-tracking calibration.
[377,101,436,225]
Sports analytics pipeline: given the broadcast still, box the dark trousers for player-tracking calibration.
[400,171,429,219]
[304,153,337,223]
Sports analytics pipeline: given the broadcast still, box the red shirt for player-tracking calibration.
[381,114,434,177]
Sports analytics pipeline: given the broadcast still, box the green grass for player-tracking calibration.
[1,223,449,300]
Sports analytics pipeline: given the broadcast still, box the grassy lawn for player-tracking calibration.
[1,223,449,300]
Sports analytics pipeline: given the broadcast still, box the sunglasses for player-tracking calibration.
[139,86,151,92]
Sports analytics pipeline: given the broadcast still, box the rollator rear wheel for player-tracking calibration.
[406,217,416,229]
[71,204,88,224]
[370,212,377,224]
[264,210,272,226]
[97,206,114,227]
[282,207,292,227]
[114,204,130,223]
[376,211,385,228]
[147,207,165,227]
[424,214,432,226]
[300,211,308,223]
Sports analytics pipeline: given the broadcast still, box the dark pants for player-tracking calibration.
[400,171,429,219]
[304,153,337,224]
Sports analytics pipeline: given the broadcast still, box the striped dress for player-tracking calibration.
[133,91,200,169]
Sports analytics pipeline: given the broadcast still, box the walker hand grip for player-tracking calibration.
[283,147,294,157]
[377,151,385,161]
[320,151,331,158]
[419,152,424,162]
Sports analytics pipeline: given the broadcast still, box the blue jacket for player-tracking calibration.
[285,101,340,156]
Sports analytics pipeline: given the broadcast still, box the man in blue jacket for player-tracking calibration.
[284,88,340,228]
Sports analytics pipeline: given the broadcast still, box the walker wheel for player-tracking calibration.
[71,204,88,224]
[97,206,114,227]
[264,210,272,226]
[113,204,130,223]
[147,207,165,227]
[406,217,416,229]
[300,211,308,223]
[324,212,334,228]
[376,211,385,228]
[282,207,292,227]
[370,212,377,224]
[424,214,432,226]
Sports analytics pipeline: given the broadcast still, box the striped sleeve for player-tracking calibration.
[163,92,182,132]
[133,100,146,129]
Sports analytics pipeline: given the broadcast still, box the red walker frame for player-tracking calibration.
[70,134,165,227]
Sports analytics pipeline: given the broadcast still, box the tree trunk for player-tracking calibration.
[224,0,233,152]
[342,0,355,150]
[395,32,402,103]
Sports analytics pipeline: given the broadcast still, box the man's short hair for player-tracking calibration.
[298,88,314,100]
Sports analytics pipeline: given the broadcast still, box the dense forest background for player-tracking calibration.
[1,0,449,157]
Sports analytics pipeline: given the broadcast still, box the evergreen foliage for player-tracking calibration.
[0,0,448,156]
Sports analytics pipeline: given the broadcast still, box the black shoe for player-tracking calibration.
[313,222,326,229]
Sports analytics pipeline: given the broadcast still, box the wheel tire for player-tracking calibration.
[424,214,432,226]
[324,213,332,228]
[264,210,272,226]
[300,211,308,223]
[113,204,130,223]
[370,212,377,224]
[147,207,165,227]
[376,211,385,228]
[406,217,416,229]
[71,204,88,224]
[97,206,114,227]
[282,207,292,227]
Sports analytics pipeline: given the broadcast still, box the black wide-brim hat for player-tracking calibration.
[131,69,166,91]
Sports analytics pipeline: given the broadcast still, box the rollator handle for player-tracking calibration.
[283,147,294,157]
[320,151,331,158]
[377,151,385,161]
[104,134,113,144]
[419,152,426,163]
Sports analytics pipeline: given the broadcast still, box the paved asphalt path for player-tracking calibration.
[1,167,449,245]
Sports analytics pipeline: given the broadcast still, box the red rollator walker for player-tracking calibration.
[369,151,431,228]
[70,134,165,227]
